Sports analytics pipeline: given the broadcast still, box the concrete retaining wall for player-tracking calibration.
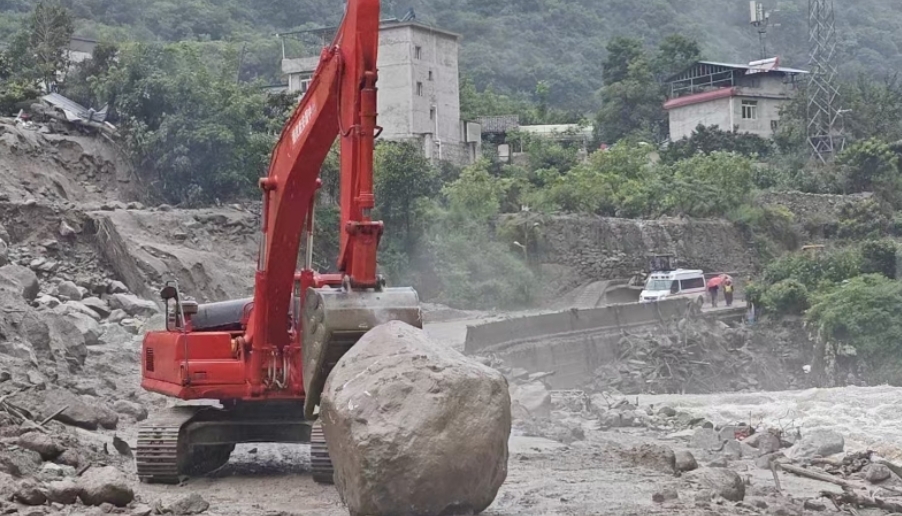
[464,299,742,389]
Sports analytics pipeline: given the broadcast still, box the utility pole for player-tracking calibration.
[807,0,844,163]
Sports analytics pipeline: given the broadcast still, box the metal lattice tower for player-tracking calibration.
[807,0,844,163]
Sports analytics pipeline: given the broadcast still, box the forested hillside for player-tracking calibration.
[1,0,901,110]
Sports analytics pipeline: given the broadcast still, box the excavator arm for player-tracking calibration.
[243,0,421,408]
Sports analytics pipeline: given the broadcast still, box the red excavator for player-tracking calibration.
[136,0,421,484]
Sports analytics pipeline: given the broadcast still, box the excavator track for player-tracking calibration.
[310,422,334,484]
[136,406,199,484]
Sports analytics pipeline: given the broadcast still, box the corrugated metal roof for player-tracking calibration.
[41,93,108,123]
[697,60,809,75]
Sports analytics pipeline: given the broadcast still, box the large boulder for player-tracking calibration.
[78,465,133,507]
[786,430,844,459]
[64,312,102,346]
[46,315,88,367]
[17,431,63,460]
[0,265,39,302]
[321,321,511,516]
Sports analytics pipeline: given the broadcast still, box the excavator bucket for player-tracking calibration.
[302,286,422,420]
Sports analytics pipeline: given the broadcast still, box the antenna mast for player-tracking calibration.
[807,0,844,163]
[749,1,772,59]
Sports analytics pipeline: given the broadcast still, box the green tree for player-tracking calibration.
[374,140,440,255]
[602,37,644,85]
[90,42,289,204]
[596,55,665,144]
[5,1,74,89]
[836,138,901,197]
[442,159,508,223]
[661,125,773,165]
[653,34,702,79]
[807,274,902,379]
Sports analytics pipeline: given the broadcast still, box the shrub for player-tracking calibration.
[761,279,809,315]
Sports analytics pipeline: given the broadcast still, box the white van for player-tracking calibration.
[639,269,707,304]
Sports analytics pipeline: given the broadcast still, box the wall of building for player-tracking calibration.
[668,97,732,140]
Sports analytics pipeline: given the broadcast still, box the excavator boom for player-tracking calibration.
[136,0,422,484]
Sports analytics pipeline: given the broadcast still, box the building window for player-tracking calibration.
[770,120,779,132]
[414,46,422,59]
[741,100,758,120]
[416,82,423,96]
[430,108,435,120]
[428,70,433,81]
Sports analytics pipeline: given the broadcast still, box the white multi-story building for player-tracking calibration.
[663,58,808,141]
[281,21,480,165]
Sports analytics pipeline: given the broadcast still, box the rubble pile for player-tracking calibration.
[589,318,810,395]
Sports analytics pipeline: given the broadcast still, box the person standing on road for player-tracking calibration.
[723,278,734,307]
[708,283,719,308]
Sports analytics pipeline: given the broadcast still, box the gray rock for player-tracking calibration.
[107,309,127,324]
[35,388,118,430]
[0,339,36,362]
[57,281,82,301]
[20,312,52,357]
[0,264,40,301]
[690,427,723,451]
[58,300,101,321]
[675,450,698,472]
[81,297,111,318]
[803,499,827,511]
[14,480,47,505]
[55,449,82,468]
[78,465,134,507]
[0,448,41,477]
[864,463,892,483]
[131,504,153,516]
[652,489,679,503]
[786,430,844,459]
[321,321,510,516]
[683,467,745,502]
[46,315,88,367]
[107,280,128,294]
[657,405,677,418]
[36,294,61,308]
[628,444,676,474]
[46,479,80,504]
[17,432,63,460]
[168,493,210,515]
[108,294,158,317]
[509,381,551,419]
[120,318,142,334]
[0,239,8,266]
[59,221,77,237]
[65,312,102,346]
[113,400,148,421]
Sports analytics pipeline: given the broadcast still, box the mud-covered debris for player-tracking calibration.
[683,467,745,502]
[78,465,134,507]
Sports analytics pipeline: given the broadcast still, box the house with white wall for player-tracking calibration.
[663,58,807,141]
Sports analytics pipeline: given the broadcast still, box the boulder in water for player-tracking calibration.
[786,430,844,459]
[321,321,511,516]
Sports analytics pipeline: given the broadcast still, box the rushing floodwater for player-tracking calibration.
[642,385,902,459]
